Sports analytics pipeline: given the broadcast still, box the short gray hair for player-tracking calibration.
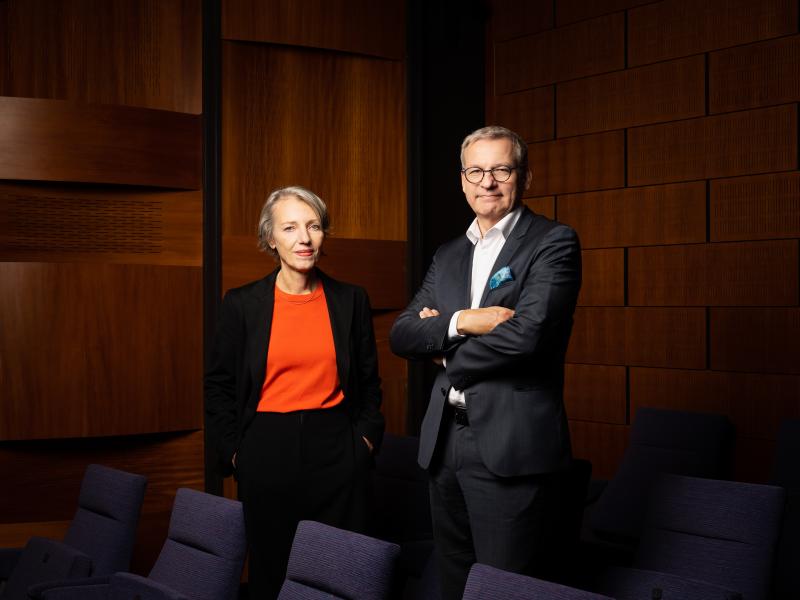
[257,186,330,257]
[460,125,528,172]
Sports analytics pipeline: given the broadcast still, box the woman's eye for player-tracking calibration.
[310,224,321,231]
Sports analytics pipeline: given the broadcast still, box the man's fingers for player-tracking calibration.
[419,307,441,319]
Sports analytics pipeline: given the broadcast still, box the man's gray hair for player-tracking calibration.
[460,125,528,172]
[257,185,330,257]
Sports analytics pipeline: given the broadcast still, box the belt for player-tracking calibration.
[450,405,469,427]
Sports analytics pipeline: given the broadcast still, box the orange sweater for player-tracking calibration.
[257,283,344,412]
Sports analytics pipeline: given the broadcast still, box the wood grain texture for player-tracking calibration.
[567,307,706,369]
[628,240,799,306]
[490,0,553,42]
[522,196,555,219]
[734,437,776,483]
[564,363,627,424]
[0,262,203,440]
[579,248,625,306]
[711,308,800,374]
[630,367,800,440]
[710,35,800,113]
[222,42,406,242]
[628,105,797,186]
[557,56,705,137]
[0,182,201,266]
[558,182,706,249]
[531,131,625,196]
[494,13,624,94]
[372,311,407,436]
[568,420,629,480]
[493,87,554,143]
[556,0,657,27]
[0,97,201,188]
[222,0,404,59]
[0,0,201,113]
[628,0,798,67]
[711,172,800,242]
[221,235,406,310]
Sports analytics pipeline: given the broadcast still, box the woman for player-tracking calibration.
[205,186,384,599]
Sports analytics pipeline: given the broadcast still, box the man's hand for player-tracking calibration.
[418,307,444,365]
[456,306,515,336]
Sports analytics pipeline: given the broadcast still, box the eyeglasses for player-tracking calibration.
[461,166,516,184]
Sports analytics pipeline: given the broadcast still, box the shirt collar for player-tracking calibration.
[465,205,523,245]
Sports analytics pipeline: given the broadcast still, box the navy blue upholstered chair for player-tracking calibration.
[596,474,785,600]
[769,418,800,600]
[0,537,92,600]
[278,520,400,600]
[462,563,615,600]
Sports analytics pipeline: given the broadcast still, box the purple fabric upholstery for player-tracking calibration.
[463,564,614,600]
[278,520,400,600]
[596,566,741,600]
[2,537,92,600]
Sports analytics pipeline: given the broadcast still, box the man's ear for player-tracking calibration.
[523,169,532,192]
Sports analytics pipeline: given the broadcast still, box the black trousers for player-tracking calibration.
[237,407,371,600]
[429,411,563,600]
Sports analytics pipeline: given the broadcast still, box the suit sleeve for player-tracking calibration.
[445,225,581,391]
[352,288,385,451]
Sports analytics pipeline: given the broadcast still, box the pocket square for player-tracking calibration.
[489,266,514,290]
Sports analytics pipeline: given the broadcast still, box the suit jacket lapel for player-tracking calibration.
[479,208,534,307]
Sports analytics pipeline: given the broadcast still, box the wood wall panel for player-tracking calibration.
[531,131,625,196]
[628,105,797,186]
[372,311,407,436]
[557,56,705,137]
[222,0,404,59]
[493,87,554,142]
[630,367,800,440]
[221,235,406,310]
[628,240,799,306]
[628,0,798,67]
[564,364,627,424]
[579,248,625,306]
[490,0,553,42]
[568,420,629,480]
[0,183,201,266]
[711,172,800,242]
[0,0,201,113]
[0,263,203,440]
[522,196,555,220]
[734,437,776,483]
[0,97,201,189]
[494,13,624,94]
[710,35,800,113]
[711,308,800,374]
[568,307,706,368]
[556,0,656,27]
[222,42,406,242]
[558,182,706,248]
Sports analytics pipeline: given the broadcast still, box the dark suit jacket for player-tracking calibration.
[205,268,384,477]
[390,207,581,477]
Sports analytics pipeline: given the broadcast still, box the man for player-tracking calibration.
[390,126,581,599]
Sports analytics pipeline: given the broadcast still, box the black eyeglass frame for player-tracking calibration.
[460,165,519,184]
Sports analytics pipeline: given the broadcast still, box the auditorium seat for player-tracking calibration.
[462,563,614,600]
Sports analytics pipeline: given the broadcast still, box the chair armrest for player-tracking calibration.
[596,566,742,600]
[110,572,191,600]
[29,575,111,599]
[0,546,23,578]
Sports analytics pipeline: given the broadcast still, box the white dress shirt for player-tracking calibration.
[446,206,523,408]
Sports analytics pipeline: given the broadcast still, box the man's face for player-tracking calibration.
[461,137,529,231]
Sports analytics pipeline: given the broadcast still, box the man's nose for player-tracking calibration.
[481,172,498,188]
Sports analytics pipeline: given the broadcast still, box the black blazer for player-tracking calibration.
[390,207,581,477]
[205,268,384,477]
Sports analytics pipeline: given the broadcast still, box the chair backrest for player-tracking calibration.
[588,407,733,539]
[1,537,92,600]
[148,488,246,600]
[635,474,785,600]
[770,418,800,600]
[63,463,147,575]
[462,563,615,600]
[278,520,400,600]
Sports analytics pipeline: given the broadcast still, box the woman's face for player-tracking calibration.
[269,196,324,276]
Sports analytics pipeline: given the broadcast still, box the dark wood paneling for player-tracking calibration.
[490,0,553,42]
[0,97,201,189]
[564,364,627,424]
[222,0,404,59]
[558,182,706,249]
[494,13,624,94]
[522,196,555,220]
[222,235,406,311]
[0,183,201,266]
[0,0,201,113]
[734,437,776,483]
[0,263,203,440]
[372,311,407,436]
[630,367,800,440]
[711,308,800,374]
[531,131,625,196]
[568,307,706,369]
[493,87,554,142]
[710,35,800,113]
[628,105,797,186]
[222,42,406,242]
[628,240,799,306]
[557,56,705,137]
[711,172,800,242]
[556,0,656,27]
[579,248,624,306]
[628,0,798,67]
[568,420,629,480]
